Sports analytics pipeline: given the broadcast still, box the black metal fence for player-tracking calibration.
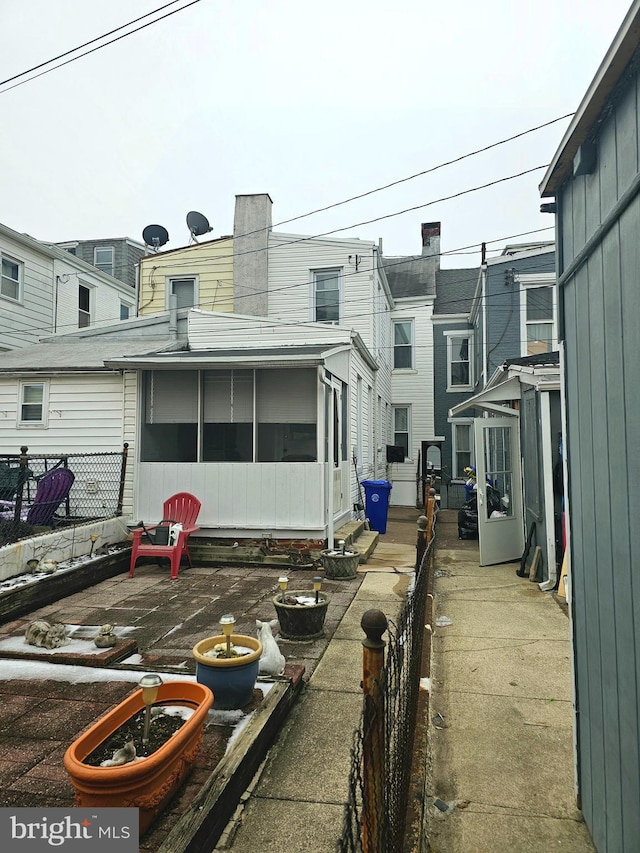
[338,503,437,853]
[0,445,128,547]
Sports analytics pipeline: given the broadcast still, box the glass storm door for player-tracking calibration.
[474,417,524,566]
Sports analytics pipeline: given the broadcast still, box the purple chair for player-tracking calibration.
[0,468,75,526]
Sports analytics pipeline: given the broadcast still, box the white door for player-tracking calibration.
[474,417,524,566]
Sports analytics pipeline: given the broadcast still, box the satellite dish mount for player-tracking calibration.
[142,224,169,253]
[187,211,213,243]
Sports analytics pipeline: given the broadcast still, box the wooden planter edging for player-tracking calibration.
[0,547,131,625]
[157,665,305,853]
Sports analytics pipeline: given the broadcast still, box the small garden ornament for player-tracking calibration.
[256,619,286,676]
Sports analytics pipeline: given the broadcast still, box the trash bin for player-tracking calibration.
[361,479,393,534]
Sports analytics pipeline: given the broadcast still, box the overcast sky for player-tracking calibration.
[1,0,634,267]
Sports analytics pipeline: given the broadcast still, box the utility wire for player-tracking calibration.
[4,226,554,340]
[0,0,204,95]
[45,112,567,279]
[273,115,573,230]
[132,165,550,275]
[0,0,186,87]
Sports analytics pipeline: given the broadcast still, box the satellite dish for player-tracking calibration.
[187,211,213,238]
[142,224,169,249]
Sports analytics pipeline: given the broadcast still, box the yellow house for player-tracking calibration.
[138,236,234,316]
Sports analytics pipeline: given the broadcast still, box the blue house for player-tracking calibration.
[435,243,561,577]
[540,2,640,849]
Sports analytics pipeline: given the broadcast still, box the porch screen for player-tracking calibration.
[256,368,317,462]
[203,370,253,461]
[140,370,198,462]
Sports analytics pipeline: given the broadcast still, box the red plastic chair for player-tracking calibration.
[129,492,201,580]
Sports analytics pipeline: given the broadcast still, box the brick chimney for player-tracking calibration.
[421,221,441,270]
[233,193,273,316]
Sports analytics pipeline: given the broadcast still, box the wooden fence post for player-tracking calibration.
[361,609,388,853]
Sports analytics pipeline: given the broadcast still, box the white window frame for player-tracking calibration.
[392,405,411,461]
[311,268,342,324]
[1,254,23,303]
[449,417,474,478]
[120,302,131,320]
[393,319,414,369]
[518,273,557,357]
[93,246,114,277]
[18,381,48,428]
[167,276,198,311]
[78,282,93,328]
[445,331,473,391]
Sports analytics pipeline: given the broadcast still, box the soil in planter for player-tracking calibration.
[84,688,266,767]
[84,708,185,766]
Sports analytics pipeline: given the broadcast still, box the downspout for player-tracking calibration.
[481,259,488,386]
[319,367,334,548]
[538,390,557,591]
[168,293,178,340]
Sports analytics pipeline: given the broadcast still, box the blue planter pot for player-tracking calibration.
[192,634,262,710]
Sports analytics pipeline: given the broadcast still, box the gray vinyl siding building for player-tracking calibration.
[55,238,144,290]
[540,3,640,850]
[480,249,556,380]
[432,267,477,484]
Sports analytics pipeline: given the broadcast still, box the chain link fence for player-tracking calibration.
[338,502,437,853]
[0,445,129,547]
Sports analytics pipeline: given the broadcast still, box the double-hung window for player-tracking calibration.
[393,320,413,368]
[519,274,557,356]
[392,405,410,460]
[1,256,22,302]
[450,419,473,477]
[94,247,114,277]
[78,284,92,328]
[168,277,197,310]
[446,332,472,390]
[19,382,47,426]
[313,269,341,323]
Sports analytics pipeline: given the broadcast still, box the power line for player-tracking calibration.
[2,226,555,340]
[135,164,550,276]
[273,115,573,230]
[47,113,568,279]
[0,1,186,87]
[0,0,204,95]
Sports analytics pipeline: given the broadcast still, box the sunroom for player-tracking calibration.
[107,340,377,543]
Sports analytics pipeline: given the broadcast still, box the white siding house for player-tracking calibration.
[0,222,136,352]
[265,227,394,507]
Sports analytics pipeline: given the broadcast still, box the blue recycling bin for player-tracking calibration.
[361,479,393,534]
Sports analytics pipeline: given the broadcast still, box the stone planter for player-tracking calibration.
[192,634,262,710]
[272,591,330,640]
[63,681,213,837]
[320,548,361,580]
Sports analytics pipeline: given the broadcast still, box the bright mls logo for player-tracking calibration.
[0,808,138,851]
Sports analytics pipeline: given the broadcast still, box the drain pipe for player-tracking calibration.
[319,367,334,549]
[168,293,178,339]
[538,390,557,591]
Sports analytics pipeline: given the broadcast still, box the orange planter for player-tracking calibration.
[63,681,213,836]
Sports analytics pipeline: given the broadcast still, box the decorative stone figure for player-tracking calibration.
[94,624,118,648]
[24,620,68,649]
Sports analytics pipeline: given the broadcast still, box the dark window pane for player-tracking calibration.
[451,362,470,385]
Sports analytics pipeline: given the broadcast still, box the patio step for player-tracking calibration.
[353,529,379,563]
[333,520,379,564]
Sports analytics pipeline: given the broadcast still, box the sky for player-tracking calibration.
[0,0,635,267]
